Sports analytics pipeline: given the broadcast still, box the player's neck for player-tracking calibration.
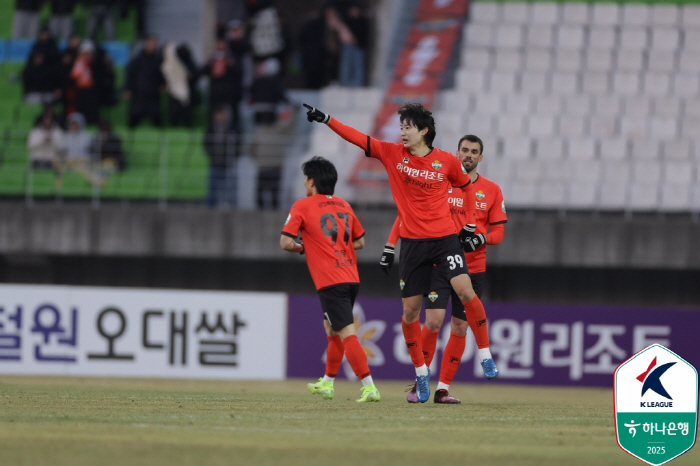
[469,170,479,183]
[408,142,431,157]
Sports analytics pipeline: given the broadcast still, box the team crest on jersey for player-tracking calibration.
[428,291,438,302]
[476,190,485,200]
[502,200,506,213]
[399,279,405,290]
[403,157,409,164]
[431,160,442,171]
[284,214,291,225]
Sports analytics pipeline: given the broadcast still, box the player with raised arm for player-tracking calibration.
[280,156,380,402]
[304,102,485,403]
[382,135,506,403]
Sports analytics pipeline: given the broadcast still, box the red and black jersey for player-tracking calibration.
[327,117,474,239]
[281,193,365,290]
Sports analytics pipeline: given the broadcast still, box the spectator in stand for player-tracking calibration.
[338,3,369,87]
[161,42,198,127]
[59,33,82,117]
[202,38,243,127]
[13,0,43,39]
[247,0,286,65]
[60,112,101,185]
[91,120,126,173]
[22,50,62,105]
[49,0,76,41]
[299,5,341,89]
[124,36,164,128]
[28,111,65,171]
[93,41,118,109]
[70,40,101,125]
[226,19,252,88]
[120,0,147,38]
[87,0,117,40]
[250,57,291,209]
[203,104,238,208]
[30,27,61,69]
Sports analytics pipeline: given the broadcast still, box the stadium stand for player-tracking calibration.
[442,1,700,213]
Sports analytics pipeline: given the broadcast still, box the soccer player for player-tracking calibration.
[304,102,485,403]
[381,135,506,403]
[280,156,380,403]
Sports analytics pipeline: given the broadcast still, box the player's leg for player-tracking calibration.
[434,290,469,403]
[399,240,434,402]
[422,267,450,368]
[451,272,498,379]
[306,319,345,399]
[326,284,379,402]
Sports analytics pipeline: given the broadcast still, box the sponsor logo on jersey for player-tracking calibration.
[448,196,464,207]
[395,163,445,182]
[431,160,442,171]
[448,187,453,193]
[502,200,506,213]
[476,190,485,200]
[428,291,438,302]
[284,214,291,225]
[399,279,405,290]
[403,157,409,164]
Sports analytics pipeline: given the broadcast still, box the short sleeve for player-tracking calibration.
[281,202,304,237]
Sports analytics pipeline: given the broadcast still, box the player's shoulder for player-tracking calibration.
[475,174,503,192]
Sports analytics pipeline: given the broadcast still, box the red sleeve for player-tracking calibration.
[461,181,476,225]
[387,216,400,244]
[351,211,365,241]
[486,223,504,245]
[326,117,386,160]
[281,202,304,238]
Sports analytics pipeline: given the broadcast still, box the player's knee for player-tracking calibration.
[424,315,442,332]
[451,317,468,335]
[402,306,420,323]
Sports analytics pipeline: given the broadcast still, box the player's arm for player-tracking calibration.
[486,223,505,245]
[379,216,400,274]
[280,234,304,254]
[350,211,366,250]
[353,236,365,250]
[303,103,384,158]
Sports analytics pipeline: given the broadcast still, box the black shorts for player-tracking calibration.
[317,283,360,331]
[425,271,486,321]
[399,234,468,298]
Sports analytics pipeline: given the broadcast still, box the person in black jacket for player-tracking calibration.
[13,0,43,39]
[201,38,243,131]
[203,104,238,208]
[124,36,164,128]
[49,0,76,40]
[87,0,117,40]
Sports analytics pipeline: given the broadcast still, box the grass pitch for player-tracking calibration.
[1,376,698,466]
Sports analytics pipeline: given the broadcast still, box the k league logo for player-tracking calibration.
[614,344,698,466]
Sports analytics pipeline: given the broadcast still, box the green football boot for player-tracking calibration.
[307,377,334,400]
[356,384,381,402]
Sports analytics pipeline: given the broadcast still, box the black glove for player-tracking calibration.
[303,103,330,124]
[464,233,486,252]
[379,246,395,275]
[458,223,476,244]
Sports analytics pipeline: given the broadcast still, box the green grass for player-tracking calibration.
[1,376,698,466]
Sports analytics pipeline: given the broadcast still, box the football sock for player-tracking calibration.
[478,347,493,361]
[421,326,440,367]
[401,317,425,368]
[439,332,466,385]
[322,375,335,383]
[437,382,450,391]
[342,334,371,380]
[360,375,374,387]
[463,296,490,349]
[325,334,344,378]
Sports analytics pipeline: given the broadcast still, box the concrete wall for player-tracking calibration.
[0,203,698,269]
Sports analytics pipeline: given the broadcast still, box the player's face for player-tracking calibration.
[400,121,427,151]
[457,140,482,172]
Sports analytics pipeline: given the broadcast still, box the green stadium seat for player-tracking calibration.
[28,170,58,197]
[97,172,121,198]
[115,169,151,198]
[58,171,94,198]
[177,168,207,200]
[0,166,26,195]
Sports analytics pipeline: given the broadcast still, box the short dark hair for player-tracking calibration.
[398,103,436,147]
[458,134,483,155]
[301,156,338,195]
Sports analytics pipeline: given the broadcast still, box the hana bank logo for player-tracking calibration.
[637,356,676,401]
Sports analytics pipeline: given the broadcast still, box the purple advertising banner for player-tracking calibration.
[287,295,700,387]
